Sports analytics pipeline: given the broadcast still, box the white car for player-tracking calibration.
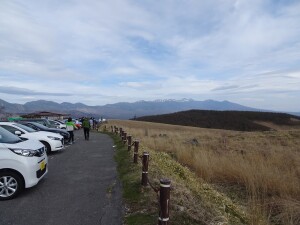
[0,126,48,200]
[48,119,66,129]
[0,122,64,154]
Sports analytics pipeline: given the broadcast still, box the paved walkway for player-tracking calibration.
[0,130,123,225]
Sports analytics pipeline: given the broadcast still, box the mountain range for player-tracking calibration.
[0,98,299,119]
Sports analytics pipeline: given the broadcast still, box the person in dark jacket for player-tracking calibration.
[82,117,91,140]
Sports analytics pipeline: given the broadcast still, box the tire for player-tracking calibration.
[0,171,24,200]
[41,141,51,154]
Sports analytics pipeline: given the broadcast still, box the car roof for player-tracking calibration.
[22,121,43,126]
[0,122,16,125]
[0,122,28,131]
[21,118,47,121]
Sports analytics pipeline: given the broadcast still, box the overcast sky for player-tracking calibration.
[0,0,300,111]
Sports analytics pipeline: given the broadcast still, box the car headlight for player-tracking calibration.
[47,136,61,140]
[9,148,37,157]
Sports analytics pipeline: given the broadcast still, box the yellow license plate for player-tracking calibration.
[40,161,46,170]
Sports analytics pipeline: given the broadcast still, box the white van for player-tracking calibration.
[0,126,48,200]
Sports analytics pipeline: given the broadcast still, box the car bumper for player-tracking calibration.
[22,156,48,188]
[49,139,64,152]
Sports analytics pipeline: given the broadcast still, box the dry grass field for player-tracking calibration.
[106,119,300,225]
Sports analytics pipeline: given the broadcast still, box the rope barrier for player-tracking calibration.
[147,177,160,194]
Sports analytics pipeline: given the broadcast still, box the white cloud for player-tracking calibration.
[0,0,300,111]
[111,67,139,75]
[0,86,72,96]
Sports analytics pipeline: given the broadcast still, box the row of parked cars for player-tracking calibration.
[0,118,71,200]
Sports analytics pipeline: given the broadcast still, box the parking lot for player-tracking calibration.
[0,130,123,225]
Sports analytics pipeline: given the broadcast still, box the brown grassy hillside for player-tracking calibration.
[135,110,300,131]
[106,119,300,225]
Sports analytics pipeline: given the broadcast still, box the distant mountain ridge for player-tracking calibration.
[0,98,298,119]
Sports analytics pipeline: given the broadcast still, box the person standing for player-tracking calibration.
[89,117,93,130]
[82,117,91,140]
[66,117,76,144]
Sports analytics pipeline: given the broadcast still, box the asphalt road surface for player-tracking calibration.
[0,130,123,225]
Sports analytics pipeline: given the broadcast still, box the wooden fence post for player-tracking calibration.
[141,152,149,186]
[123,132,127,144]
[127,135,132,151]
[158,179,171,225]
[133,140,139,163]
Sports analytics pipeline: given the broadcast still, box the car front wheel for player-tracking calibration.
[41,141,51,154]
[0,171,24,200]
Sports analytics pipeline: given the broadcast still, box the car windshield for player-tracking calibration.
[42,120,51,127]
[14,123,37,132]
[0,127,22,143]
[29,122,49,129]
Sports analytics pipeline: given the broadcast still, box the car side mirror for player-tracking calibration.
[15,131,22,136]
